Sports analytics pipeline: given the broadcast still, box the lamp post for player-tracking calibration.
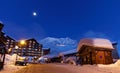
[19,40,26,56]
[15,40,26,61]
[15,46,19,61]
[15,40,26,65]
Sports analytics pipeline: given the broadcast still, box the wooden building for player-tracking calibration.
[77,38,114,65]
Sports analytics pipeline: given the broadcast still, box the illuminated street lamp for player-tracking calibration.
[19,40,26,56]
[15,40,26,59]
[15,46,19,60]
[20,40,26,45]
[15,40,26,65]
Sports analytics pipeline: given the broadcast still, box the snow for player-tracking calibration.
[55,59,120,73]
[0,54,26,73]
[98,60,120,68]
[41,54,58,59]
[2,54,120,73]
[77,38,114,51]
[39,37,77,56]
[59,49,77,56]
[5,54,17,65]
[0,65,25,73]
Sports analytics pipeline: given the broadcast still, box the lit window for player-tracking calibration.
[11,40,14,42]
[10,45,13,47]
[30,41,32,43]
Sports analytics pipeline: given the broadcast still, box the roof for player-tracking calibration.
[59,49,77,56]
[41,54,58,58]
[77,38,114,52]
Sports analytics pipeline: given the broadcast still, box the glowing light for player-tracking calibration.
[33,12,37,16]
[20,40,26,45]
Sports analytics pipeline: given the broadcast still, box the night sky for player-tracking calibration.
[0,0,120,42]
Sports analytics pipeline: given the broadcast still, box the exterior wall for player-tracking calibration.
[93,50,113,64]
[0,23,6,70]
[5,36,16,53]
[42,48,50,55]
[112,42,119,59]
[13,38,42,57]
[78,46,113,65]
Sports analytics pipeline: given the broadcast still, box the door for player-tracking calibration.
[96,51,105,64]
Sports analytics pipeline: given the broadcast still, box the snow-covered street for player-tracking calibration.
[1,54,120,73]
[0,65,25,73]
[57,63,120,73]
[0,54,26,73]
[1,61,120,73]
[14,63,120,73]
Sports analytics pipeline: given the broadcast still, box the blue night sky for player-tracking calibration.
[0,0,120,43]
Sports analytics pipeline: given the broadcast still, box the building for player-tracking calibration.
[5,36,16,53]
[13,38,42,57]
[42,48,50,55]
[59,49,77,64]
[0,23,7,70]
[112,42,119,59]
[77,38,114,65]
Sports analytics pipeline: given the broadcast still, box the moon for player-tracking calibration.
[33,12,37,16]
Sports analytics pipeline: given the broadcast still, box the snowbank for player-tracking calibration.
[0,65,25,73]
[55,63,120,73]
[5,54,18,65]
[0,54,26,73]
[98,59,120,68]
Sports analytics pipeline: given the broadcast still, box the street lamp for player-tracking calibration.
[20,40,26,45]
[15,40,26,65]
[15,46,19,61]
[19,40,26,56]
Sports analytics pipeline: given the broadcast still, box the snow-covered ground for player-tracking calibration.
[0,54,26,73]
[0,65,25,73]
[55,60,120,73]
[1,54,120,73]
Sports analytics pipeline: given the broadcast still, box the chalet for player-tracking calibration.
[59,49,77,65]
[77,38,114,65]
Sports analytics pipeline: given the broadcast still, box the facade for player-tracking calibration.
[13,38,42,57]
[5,36,16,53]
[77,38,114,65]
[112,42,119,59]
[0,23,6,70]
[42,48,50,55]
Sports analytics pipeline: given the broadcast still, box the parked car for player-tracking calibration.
[15,57,28,66]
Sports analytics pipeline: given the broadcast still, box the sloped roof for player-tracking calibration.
[77,38,114,52]
[59,49,77,56]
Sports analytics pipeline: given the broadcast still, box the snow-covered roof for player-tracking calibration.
[41,54,58,58]
[59,49,77,56]
[77,38,114,52]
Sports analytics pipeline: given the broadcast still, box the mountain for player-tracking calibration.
[39,37,77,56]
